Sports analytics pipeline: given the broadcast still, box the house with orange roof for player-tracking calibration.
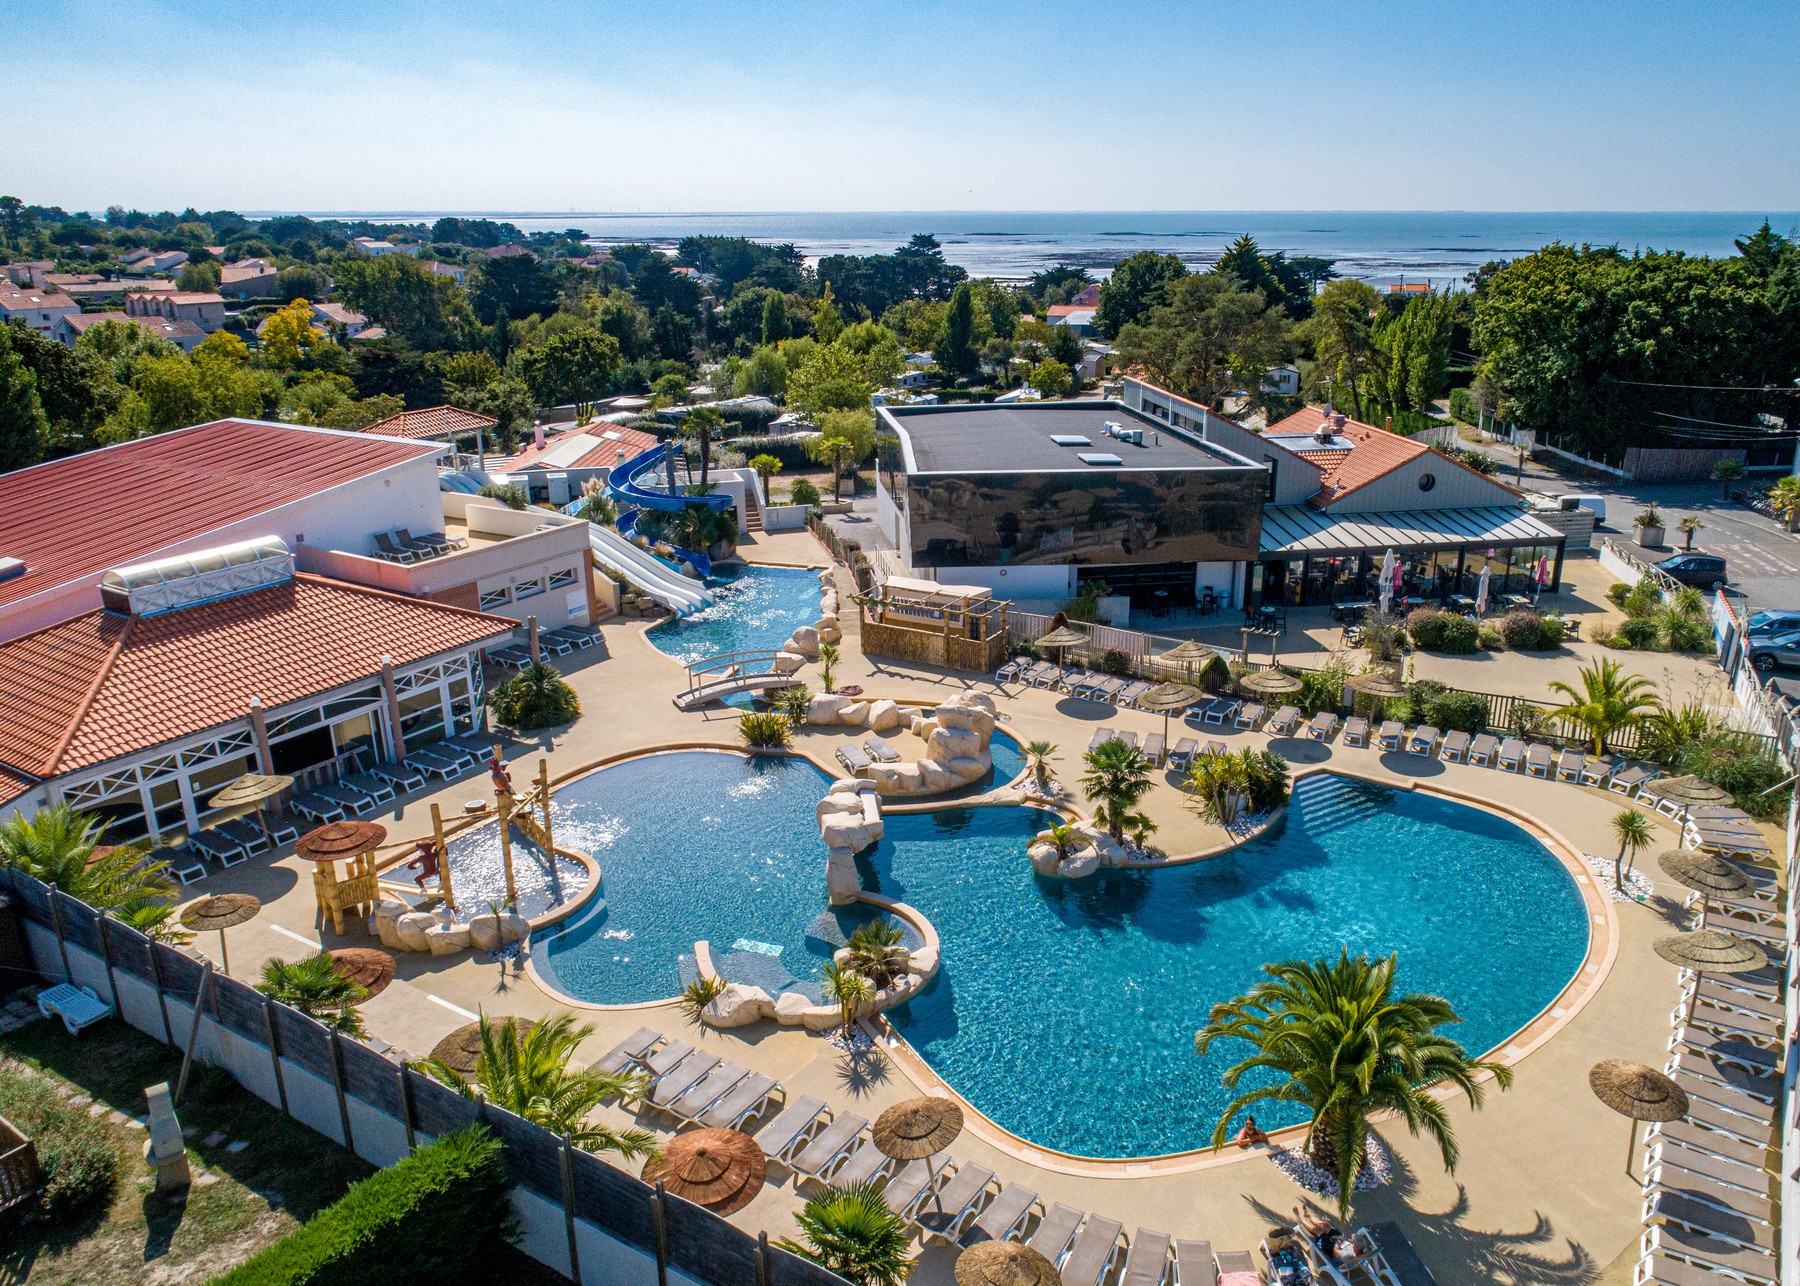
[0,284,79,333]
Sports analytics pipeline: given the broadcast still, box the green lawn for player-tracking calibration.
[1,1011,567,1285]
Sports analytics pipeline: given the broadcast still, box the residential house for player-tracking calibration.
[364,405,498,447]
[1046,304,1098,336]
[118,247,155,270]
[352,236,396,256]
[1070,282,1102,306]
[493,423,660,505]
[425,260,467,286]
[124,290,226,333]
[0,285,80,334]
[310,301,370,340]
[149,249,189,274]
[1262,364,1301,396]
[1389,281,1431,296]
[5,261,54,287]
[484,243,528,259]
[54,310,206,354]
[220,258,280,299]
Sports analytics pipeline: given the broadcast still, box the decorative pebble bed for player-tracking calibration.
[1582,853,1656,903]
[1269,1133,1393,1197]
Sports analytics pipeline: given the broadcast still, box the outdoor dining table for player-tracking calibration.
[1501,592,1532,609]
[1448,594,1476,613]
[1332,600,1373,623]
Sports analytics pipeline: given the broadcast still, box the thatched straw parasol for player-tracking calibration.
[1035,626,1087,675]
[429,1017,535,1075]
[328,947,397,999]
[873,1096,964,1160]
[1237,668,1303,697]
[295,821,388,863]
[1158,639,1216,682]
[1588,1059,1688,1178]
[179,893,261,974]
[1641,775,1734,809]
[1135,682,1205,746]
[1345,670,1408,699]
[1657,850,1753,928]
[1653,929,1769,1024]
[956,1241,1063,1286]
[208,773,296,844]
[640,1128,766,1215]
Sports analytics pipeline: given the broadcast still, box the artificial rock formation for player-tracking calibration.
[862,692,998,797]
[376,897,531,955]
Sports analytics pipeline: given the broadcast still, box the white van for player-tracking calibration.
[1558,494,1607,525]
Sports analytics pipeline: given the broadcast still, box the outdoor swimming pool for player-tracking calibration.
[445,826,587,921]
[531,752,1588,1159]
[647,563,823,665]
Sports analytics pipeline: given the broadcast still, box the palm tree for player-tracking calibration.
[779,1182,914,1286]
[687,406,723,487]
[1713,457,1744,500]
[1023,740,1059,791]
[258,953,368,1036]
[817,642,840,693]
[1610,809,1655,891]
[818,434,853,501]
[845,921,909,988]
[0,804,184,940]
[1197,952,1512,1220]
[1677,515,1706,550]
[1184,750,1246,825]
[1080,738,1154,841]
[418,1012,659,1161]
[819,962,871,1039]
[1769,477,1800,533]
[1546,659,1662,755]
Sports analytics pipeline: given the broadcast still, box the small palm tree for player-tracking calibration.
[749,453,783,490]
[1198,952,1512,1220]
[258,953,369,1035]
[1677,515,1706,549]
[1184,750,1246,825]
[817,642,840,693]
[1024,740,1059,791]
[1610,809,1655,891]
[1046,822,1080,862]
[1769,477,1800,533]
[0,804,184,940]
[1080,738,1154,841]
[779,1182,914,1286]
[1546,658,1662,755]
[1713,457,1744,500]
[418,1012,659,1160]
[845,921,909,988]
[819,434,853,501]
[820,962,871,1038]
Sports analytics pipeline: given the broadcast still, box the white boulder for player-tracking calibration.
[808,693,851,724]
[498,911,531,945]
[800,1003,845,1032]
[774,991,814,1023]
[866,699,904,731]
[424,921,472,956]
[838,701,869,726]
[703,983,772,1029]
[826,847,862,904]
[821,815,879,851]
[789,626,820,658]
[908,945,939,978]
[467,913,503,951]
[770,651,807,675]
[393,912,435,953]
[817,623,843,645]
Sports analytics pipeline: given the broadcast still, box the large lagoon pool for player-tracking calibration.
[647,563,823,665]
[533,754,1588,1159]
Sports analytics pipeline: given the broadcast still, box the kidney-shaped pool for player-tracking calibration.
[532,752,1590,1159]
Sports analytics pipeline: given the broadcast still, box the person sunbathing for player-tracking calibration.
[1293,1205,1360,1263]
[1234,1115,1270,1148]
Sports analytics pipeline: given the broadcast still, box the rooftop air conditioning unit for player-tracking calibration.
[1116,427,1143,445]
[1103,420,1126,439]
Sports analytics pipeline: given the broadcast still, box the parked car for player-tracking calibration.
[1749,630,1800,672]
[1654,552,1728,590]
[1558,494,1608,524]
[1745,609,1800,638]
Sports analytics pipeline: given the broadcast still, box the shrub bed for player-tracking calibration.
[739,711,793,748]
[212,1127,513,1286]
[0,1061,119,1221]
[1405,608,1480,654]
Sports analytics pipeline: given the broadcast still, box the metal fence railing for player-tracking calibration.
[0,868,846,1286]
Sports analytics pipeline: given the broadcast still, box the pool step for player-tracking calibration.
[1291,777,1387,834]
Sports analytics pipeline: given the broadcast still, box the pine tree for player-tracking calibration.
[933,282,978,376]
[761,291,791,345]
[811,283,841,344]
[0,332,47,471]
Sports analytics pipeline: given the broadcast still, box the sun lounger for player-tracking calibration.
[1644,1167,1776,1227]
[372,531,421,563]
[1497,737,1526,771]
[1681,1000,1782,1047]
[190,827,250,868]
[1672,1049,1781,1111]
[1650,1139,1771,1194]
[667,1061,750,1120]
[1266,705,1301,736]
[1408,725,1439,756]
[753,1095,827,1164]
[959,1182,1039,1247]
[595,1027,661,1074]
[367,761,427,793]
[1467,732,1499,766]
[215,817,271,855]
[648,1052,721,1108]
[1166,737,1200,769]
[1525,741,1554,777]
[406,747,468,779]
[1672,1070,1778,1125]
[290,792,349,824]
[879,1159,936,1221]
[434,736,493,763]
[1085,727,1116,753]
[1649,1119,1772,1172]
[830,1136,893,1187]
[1693,831,1774,861]
[37,984,113,1035]
[1235,703,1267,729]
[397,526,466,553]
[913,1162,995,1239]
[699,1072,779,1126]
[532,632,577,658]
[863,736,900,763]
[1686,977,1784,1023]
[1060,1216,1125,1285]
[1172,1240,1217,1286]
[1121,1229,1174,1286]
[1438,729,1470,762]
[1648,1190,1775,1254]
[1140,732,1165,765]
[1578,753,1620,786]
[312,781,376,812]
[159,842,207,886]
[1608,762,1657,794]
[547,626,598,650]
[1085,676,1128,702]
[1342,716,1369,746]
[1115,681,1153,709]
[1671,1029,1780,1083]
[1555,748,1586,781]
[1305,711,1338,740]
[1214,1251,1258,1278]
[1202,740,1227,758]
[791,1111,869,1179]
[837,744,874,773]
[1377,720,1402,751]
[341,772,397,805]
[1639,1222,1775,1285]
[1026,1202,1086,1263]
[1114,731,1140,752]
[488,645,533,669]
[1025,662,1061,688]
[1202,699,1239,726]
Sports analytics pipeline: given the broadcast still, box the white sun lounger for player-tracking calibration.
[1202,699,1239,726]
[913,1161,996,1240]
[1172,1239,1218,1286]
[1342,716,1369,746]
[830,1136,893,1187]
[958,1182,1040,1247]
[1266,705,1301,736]
[754,1095,828,1165]
[700,1073,780,1130]
[1497,737,1526,771]
[1556,748,1587,781]
[879,1159,936,1221]
[1408,725,1439,756]
[595,1027,661,1074]
[1638,1222,1775,1286]
[1377,720,1402,750]
[1608,762,1657,794]
[647,1052,721,1108]
[1439,729,1471,761]
[837,744,874,773]
[667,1061,750,1120]
[1113,731,1140,752]
[863,736,900,763]
[1166,737,1200,768]
[791,1111,870,1179]
[1468,733,1499,766]
[1525,742,1554,777]
[1235,703,1267,729]
[1579,753,1620,786]
[1140,732,1165,765]
[1305,711,1338,740]
[1027,1202,1086,1263]
[1121,1229,1174,1286]
[1087,727,1117,753]
[37,983,113,1035]
[1201,740,1228,758]
[1061,1216,1126,1286]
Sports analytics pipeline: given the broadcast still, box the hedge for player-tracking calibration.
[212,1127,514,1286]
[0,1063,118,1221]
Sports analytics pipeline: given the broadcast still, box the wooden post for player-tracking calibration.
[46,889,72,982]
[528,615,541,665]
[175,961,213,1105]
[560,1132,582,1282]
[397,1066,417,1153]
[651,1180,669,1286]
[537,758,564,903]
[756,1230,771,1286]
[379,654,408,764]
[326,1030,356,1154]
[495,791,518,907]
[262,994,289,1116]
[430,802,455,909]
[147,939,174,1044]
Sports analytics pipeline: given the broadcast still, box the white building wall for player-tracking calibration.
[1326,454,1520,514]
[875,476,902,549]
[1194,560,1240,607]
[925,564,1075,601]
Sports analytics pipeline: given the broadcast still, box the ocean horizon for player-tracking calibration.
[248,209,1800,287]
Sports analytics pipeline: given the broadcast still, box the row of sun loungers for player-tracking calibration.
[598,1028,1258,1283]
[371,527,470,564]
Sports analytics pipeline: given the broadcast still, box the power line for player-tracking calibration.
[1615,378,1800,392]
[1656,410,1790,432]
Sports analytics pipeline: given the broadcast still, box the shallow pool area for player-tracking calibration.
[647,563,823,665]
[445,826,588,921]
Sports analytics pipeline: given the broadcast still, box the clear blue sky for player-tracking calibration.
[9,0,1799,213]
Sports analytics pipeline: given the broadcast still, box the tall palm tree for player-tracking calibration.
[1080,738,1154,841]
[1023,740,1059,791]
[817,642,840,694]
[1610,809,1655,891]
[819,962,870,1039]
[779,1182,914,1286]
[687,406,723,487]
[1677,516,1705,550]
[0,804,184,940]
[258,953,368,1036]
[418,1012,659,1161]
[1546,659,1662,755]
[1197,952,1512,1219]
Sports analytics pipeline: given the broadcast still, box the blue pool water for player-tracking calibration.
[445,827,587,921]
[531,753,1588,1159]
[871,775,1588,1157]
[647,563,824,665]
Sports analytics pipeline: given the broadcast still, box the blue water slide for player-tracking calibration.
[609,443,732,514]
[617,508,712,579]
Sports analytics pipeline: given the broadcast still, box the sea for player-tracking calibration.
[267,210,1800,288]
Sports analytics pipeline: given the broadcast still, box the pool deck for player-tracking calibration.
[190,528,1780,1286]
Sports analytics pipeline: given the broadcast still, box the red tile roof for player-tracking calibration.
[0,420,443,610]
[507,424,659,471]
[0,763,36,809]
[364,405,498,443]
[1267,405,1517,509]
[0,574,514,780]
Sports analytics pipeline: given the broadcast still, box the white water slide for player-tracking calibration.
[587,524,715,617]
